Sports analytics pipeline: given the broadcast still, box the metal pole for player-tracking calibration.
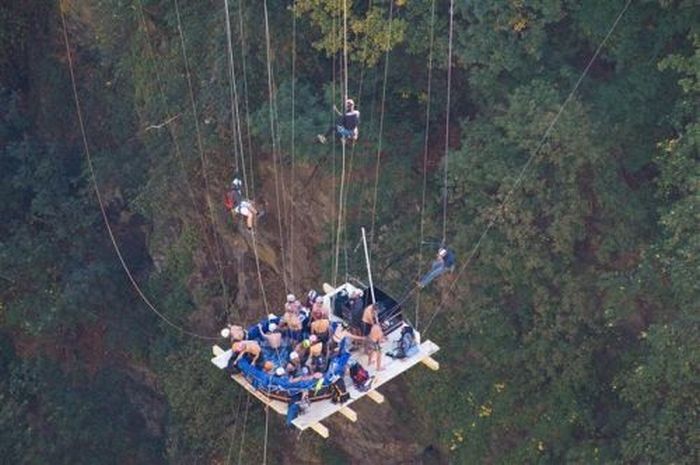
[361,227,377,305]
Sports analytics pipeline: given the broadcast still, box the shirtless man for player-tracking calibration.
[367,323,385,371]
[257,322,282,349]
[361,304,378,337]
[232,340,262,366]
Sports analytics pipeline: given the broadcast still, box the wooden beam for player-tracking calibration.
[310,422,329,438]
[421,356,440,371]
[366,389,385,404]
[339,406,357,422]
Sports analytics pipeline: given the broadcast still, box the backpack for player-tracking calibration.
[330,378,350,403]
[399,326,418,358]
[349,362,372,391]
[387,326,418,359]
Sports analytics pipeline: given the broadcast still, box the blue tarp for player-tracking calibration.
[235,319,351,399]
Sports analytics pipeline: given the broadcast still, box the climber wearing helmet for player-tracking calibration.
[316,98,360,144]
[417,247,456,288]
[224,177,259,231]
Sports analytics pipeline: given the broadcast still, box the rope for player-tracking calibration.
[415,0,437,331]
[368,0,395,257]
[224,391,245,465]
[237,0,256,194]
[223,0,251,199]
[174,0,233,313]
[341,0,375,283]
[59,6,217,341]
[421,0,634,337]
[332,0,350,286]
[262,0,290,293]
[289,4,297,286]
[262,372,273,465]
[441,0,454,244]
[223,0,240,174]
[330,13,338,283]
[236,395,252,465]
[134,0,234,320]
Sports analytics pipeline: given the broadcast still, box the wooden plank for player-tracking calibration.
[338,406,358,422]
[421,356,440,371]
[366,389,385,404]
[212,345,225,357]
[213,323,441,433]
[232,374,288,416]
[322,282,335,294]
[310,422,329,438]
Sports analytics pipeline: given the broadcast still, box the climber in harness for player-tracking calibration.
[316,98,359,144]
[417,247,456,288]
[224,178,259,231]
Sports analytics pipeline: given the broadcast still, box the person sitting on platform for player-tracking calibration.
[308,342,327,374]
[305,289,319,309]
[232,340,261,366]
[284,293,301,314]
[310,295,327,321]
[293,335,315,365]
[285,351,302,376]
[311,317,331,344]
[220,324,247,343]
[257,322,282,350]
[418,247,456,288]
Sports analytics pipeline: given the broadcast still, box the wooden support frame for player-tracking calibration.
[421,356,440,371]
[211,318,441,439]
[310,422,329,438]
[339,406,358,422]
[366,389,385,404]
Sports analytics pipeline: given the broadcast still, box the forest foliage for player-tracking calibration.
[1,0,699,464]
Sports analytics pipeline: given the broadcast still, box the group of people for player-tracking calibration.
[220,289,386,387]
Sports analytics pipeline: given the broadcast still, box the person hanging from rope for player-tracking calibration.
[224,178,259,231]
[316,98,360,144]
[417,246,456,288]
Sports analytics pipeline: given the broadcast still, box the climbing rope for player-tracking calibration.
[415,0,437,331]
[262,0,290,293]
[60,6,217,341]
[134,0,233,320]
[332,0,350,286]
[441,0,454,244]
[174,0,234,313]
[236,395,252,465]
[223,391,245,465]
[289,3,297,286]
[223,0,251,199]
[237,0,256,194]
[368,0,395,258]
[421,0,634,337]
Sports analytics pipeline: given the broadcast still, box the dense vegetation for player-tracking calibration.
[1,0,698,464]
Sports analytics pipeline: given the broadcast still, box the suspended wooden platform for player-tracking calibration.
[210,282,440,438]
[212,332,438,438]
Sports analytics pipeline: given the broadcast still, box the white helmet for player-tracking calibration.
[286,293,296,303]
[438,248,448,257]
[268,322,278,332]
[231,178,242,189]
[220,328,231,339]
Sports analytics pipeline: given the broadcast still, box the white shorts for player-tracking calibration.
[235,201,253,217]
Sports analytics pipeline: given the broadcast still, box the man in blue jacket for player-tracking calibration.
[418,247,456,288]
